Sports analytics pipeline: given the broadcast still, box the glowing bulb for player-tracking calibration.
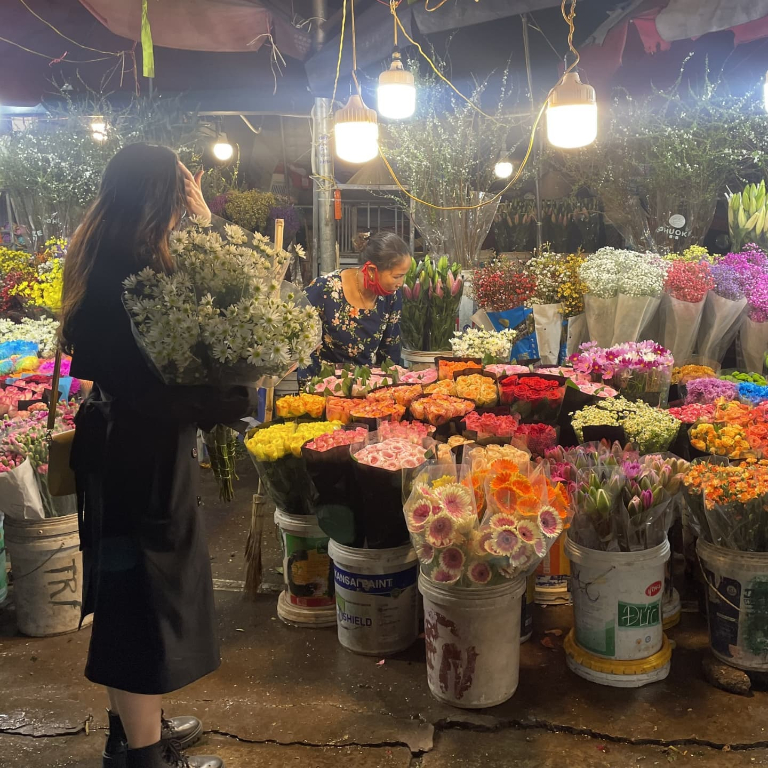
[213,140,234,161]
[547,72,597,149]
[90,120,106,133]
[494,159,513,179]
[334,94,379,163]
[91,131,107,143]
[378,53,416,120]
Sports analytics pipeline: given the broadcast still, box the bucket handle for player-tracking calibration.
[697,552,741,613]
[11,542,65,581]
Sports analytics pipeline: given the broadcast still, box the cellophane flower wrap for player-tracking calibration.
[570,341,673,407]
[124,221,321,500]
[245,421,344,516]
[0,402,79,519]
[499,374,565,424]
[683,460,768,551]
[350,431,435,548]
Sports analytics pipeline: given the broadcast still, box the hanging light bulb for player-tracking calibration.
[377,52,416,120]
[213,133,234,162]
[546,72,597,149]
[90,117,107,142]
[334,94,379,163]
[494,154,514,179]
[763,71,768,112]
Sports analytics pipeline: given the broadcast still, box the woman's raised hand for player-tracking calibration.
[179,162,212,225]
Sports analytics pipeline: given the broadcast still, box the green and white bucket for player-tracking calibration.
[566,535,670,661]
[698,539,768,672]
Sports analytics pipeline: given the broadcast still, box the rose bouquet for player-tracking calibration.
[438,358,482,380]
[275,393,326,420]
[245,421,343,515]
[454,374,498,408]
[499,374,565,424]
[125,222,321,500]
[410,394,475,427]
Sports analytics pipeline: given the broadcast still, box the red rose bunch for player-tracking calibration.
[500,375,562,405]
[515,423,558,456]
[463,411,520,437]
[664,261,715,303]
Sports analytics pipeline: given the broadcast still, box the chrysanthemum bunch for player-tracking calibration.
[450,327,519,360]
[524,251,587,316]
[124,221,321,386]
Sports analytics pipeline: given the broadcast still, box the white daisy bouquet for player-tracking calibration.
[449,328,520,362]
[404,446,570,588]
[124,221,321,501]
[123,221,320,388]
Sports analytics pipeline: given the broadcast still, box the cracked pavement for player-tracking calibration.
[2,462,768,766]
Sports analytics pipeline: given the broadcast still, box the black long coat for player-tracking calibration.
[69,240,257,695]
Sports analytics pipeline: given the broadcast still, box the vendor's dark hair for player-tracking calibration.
[60,143,186,352]
[356,231,410,270]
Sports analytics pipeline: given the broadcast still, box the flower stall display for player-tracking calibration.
[571,397,681,454]
[124,222,321,500]
[401,255,463,352]
[579,248,666,347]
[661,259,715,364]
[499,375,565,424]
[449,328,520,363]
[570,341,673,407]
[698,248,766,363]
[245,421,343,516]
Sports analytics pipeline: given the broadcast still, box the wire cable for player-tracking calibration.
[331,0,347,107]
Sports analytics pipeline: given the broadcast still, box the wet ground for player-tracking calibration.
[2,460,768,767]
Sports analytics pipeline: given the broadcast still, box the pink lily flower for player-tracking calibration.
[403,284,413,300]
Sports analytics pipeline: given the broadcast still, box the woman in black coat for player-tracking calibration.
[61,144,257,768]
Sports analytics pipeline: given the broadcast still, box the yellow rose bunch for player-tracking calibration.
[246,421,343,461]
[275,393,326,419]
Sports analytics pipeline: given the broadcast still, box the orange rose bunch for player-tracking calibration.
[366,384,424,408]
[410,394,475,426]
[349,400,406,422]
[690,422,754,459]
[325,396,357,424]
[275,393,326,419]
[425,379,458,396]
[438,359,482,380]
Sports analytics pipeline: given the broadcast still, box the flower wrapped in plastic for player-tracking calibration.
[409,393,475,427]
[275,393,326,420]
[245,421,344,516]
[454,373,498,408]
[499,374,565,424]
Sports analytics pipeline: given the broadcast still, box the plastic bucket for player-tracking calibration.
[420,574,527,709]
[698,539,768,672]
[520,572,535,643]
[0,513,7,604]
[535,531,571,605]
[328,541,419,656]
[4,514,87,636]
[274,509,335,627]
[566,535,670,661]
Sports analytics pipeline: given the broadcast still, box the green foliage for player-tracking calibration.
[224,189,276,233]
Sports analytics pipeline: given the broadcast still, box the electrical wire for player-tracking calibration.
[378,0,582,211]
[351,0,360,94]
[0,34,113,63]
[425,0,451,11]
[331,0,347,107]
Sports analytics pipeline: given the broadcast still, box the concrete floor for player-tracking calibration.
[2,460,768,767]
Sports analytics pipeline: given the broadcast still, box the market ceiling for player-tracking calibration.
[3,0,768,110]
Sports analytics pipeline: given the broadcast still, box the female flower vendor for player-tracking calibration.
[302,231,410,378]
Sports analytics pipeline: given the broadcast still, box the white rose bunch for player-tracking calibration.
[123,222,321,386]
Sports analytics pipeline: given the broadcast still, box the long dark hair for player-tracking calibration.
[355,231,410,270]
[60,143,186,351]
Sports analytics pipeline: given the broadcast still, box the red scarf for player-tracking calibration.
[362,262,394,296]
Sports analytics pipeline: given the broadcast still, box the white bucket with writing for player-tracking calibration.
[566,535,670,661]
[4,514,90,636]
[420,574,526,709]
[698,539,768,672]
[328,540,419,656]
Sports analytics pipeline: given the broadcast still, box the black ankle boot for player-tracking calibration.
[125,739,224,768]
[103,710,204,768]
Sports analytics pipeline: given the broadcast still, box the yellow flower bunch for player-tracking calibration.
[246,421,343,461]
[275,393,326,419]
[0,247,33,277]
[14,259,64,309]
[666,245,715,264]
[690,422,754,459]
[556,253,587,317]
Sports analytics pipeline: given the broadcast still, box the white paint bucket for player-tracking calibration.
[4,514,88,636]
[566,535,670,661]
[698,539,768,672]
[274,509,335,628]
[420,574,526,709]
[328,540,419,656]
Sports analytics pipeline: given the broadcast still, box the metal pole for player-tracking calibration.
[313,97,336,276]
[522,14,543,253]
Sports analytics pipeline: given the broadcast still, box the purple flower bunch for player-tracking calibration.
[712,246,768,301]
[269,204,303,241]
[570,341,674,380]
[684,377,738,405]
[747,272,768,323]
[208,193,230,218]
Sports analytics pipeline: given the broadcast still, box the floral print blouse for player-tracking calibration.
[301,270,402,378]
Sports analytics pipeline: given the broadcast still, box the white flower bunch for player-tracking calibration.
[0,317,59,357]
[450,328,519,359]
[123,223,321,386]
[580,247,667,298]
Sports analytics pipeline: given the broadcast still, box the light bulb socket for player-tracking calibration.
[548,71,596,109]
[335,94,378,127]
